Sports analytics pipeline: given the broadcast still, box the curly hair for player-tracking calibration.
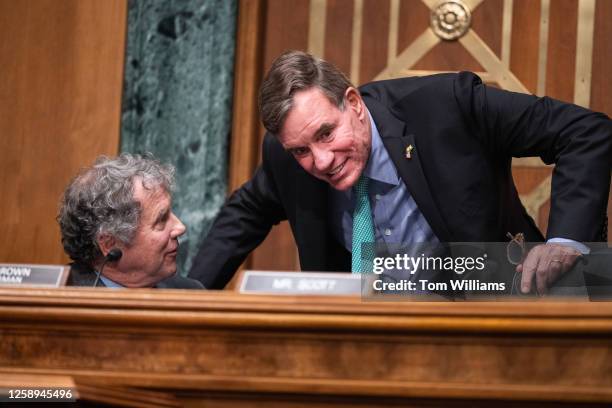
[57,153,175,266]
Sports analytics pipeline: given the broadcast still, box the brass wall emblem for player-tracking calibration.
[430,0,472,41]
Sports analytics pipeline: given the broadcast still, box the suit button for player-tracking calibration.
[384,228,392,236]
[375,194,382,200]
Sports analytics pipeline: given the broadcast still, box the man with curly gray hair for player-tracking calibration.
[58,153,203,288]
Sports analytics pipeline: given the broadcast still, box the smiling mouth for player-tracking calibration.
[327,160,347,176]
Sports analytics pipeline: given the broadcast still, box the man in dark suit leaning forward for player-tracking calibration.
[58,153,203,289]
[190,50,611,295]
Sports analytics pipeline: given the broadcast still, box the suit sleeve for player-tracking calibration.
[188,135,287,288]
[453,71,611,242]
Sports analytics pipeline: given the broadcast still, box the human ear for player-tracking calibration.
[96,234,118,258]
[344,87,365,120]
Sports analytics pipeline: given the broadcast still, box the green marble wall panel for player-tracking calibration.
[121,0,237,275]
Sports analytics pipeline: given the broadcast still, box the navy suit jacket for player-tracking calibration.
[189,72,611,289]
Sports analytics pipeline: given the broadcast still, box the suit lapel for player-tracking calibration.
[364,96,453,242]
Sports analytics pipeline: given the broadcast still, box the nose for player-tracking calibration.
[311,145,334,172]
[170,213,186,238]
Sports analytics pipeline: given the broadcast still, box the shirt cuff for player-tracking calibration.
[547,238,590,254]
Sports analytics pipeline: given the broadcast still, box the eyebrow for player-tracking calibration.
[153,207,170,224]
[283,122,336,152]
[315,122,335,139]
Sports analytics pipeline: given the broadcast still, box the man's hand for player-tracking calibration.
[516,243,582,295]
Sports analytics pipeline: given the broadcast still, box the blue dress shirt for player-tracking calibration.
[99,274,124,288]
[329,110,438,253]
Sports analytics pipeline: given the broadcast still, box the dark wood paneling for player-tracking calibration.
[0,0,126,264]
[539,198,551,236]
[250,222,298,272]
[591,0,612,117]
[397,0,430,55]
[359,0,390,83]
[262,0,310,73]
[324,0,354,75]
[229,0,266,193]
[510,0,540,93]
[546,0,577,102]
[512,168,551,195]
[471,0,503,58]
[413,41,484,71]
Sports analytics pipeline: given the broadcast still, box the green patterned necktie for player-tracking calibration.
[351,175,376,273]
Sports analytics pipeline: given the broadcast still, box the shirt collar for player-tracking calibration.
[363,109,400,186]
[99,274,125,288]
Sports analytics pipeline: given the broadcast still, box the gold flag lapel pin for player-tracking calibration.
[405,144,414,159]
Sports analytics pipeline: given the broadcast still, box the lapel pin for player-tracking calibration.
[405,144,414,159]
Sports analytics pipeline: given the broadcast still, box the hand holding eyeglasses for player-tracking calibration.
[517,243,582,295]
[507,233,583,296]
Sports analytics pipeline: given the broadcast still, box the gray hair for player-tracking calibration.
[58,153,175,266]
[259,50,353,135]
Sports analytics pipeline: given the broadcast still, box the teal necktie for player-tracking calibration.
[351,175,376,273]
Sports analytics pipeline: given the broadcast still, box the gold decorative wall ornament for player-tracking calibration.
[430,0,472,41]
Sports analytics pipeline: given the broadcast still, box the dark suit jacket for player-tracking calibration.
[190,72,611,289]
[67,263,205,289]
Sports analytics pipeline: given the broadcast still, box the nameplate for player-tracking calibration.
[239,271,361,295]
[0,264,69,287]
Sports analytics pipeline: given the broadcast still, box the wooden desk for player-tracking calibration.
[0,288,611,407]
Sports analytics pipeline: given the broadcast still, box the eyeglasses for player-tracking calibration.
[506,232,537,296]
[506,232,525,265]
